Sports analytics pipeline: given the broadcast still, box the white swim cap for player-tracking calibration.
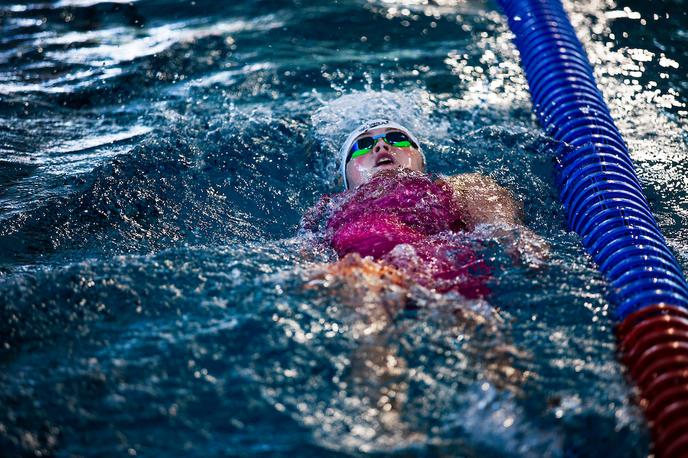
[339,119,424,189]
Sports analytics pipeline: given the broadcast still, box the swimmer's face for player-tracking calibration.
[345,127,425,189]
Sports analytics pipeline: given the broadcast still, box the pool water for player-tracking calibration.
[1,0,686,456]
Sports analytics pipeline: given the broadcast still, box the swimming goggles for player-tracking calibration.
[347,131,418,162]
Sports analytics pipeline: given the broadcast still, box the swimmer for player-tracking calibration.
[298,120,547,445]
[301,118,549,296]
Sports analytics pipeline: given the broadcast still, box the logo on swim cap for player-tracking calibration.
[362,119,390,130]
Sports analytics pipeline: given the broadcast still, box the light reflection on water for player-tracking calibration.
[0,0,685,456]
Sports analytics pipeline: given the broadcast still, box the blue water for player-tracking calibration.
[1,0,686,456]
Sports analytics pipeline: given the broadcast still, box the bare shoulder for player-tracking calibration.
[438,173,523,227]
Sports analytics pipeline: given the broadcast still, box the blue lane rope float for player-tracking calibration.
[495,0,688,455]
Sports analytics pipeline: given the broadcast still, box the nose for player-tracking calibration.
[373,138,390,153]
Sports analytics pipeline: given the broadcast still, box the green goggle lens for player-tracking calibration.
[351,147,372,159]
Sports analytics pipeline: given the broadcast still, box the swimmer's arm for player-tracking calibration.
[442,173,549,267]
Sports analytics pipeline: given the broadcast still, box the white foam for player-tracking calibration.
[311,89,450,158]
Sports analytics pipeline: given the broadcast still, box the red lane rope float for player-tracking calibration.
[618,304,688,457]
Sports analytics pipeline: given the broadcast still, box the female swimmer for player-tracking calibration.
[297,120,549,444]
[301,118,548,297]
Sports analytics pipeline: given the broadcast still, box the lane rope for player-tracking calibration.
[496,1,688,455]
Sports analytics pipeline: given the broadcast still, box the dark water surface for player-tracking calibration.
[1,0,686,456]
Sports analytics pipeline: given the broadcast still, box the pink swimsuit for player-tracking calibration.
[307,169,491,299]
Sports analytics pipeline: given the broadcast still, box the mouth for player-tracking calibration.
[375,153,396,167]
